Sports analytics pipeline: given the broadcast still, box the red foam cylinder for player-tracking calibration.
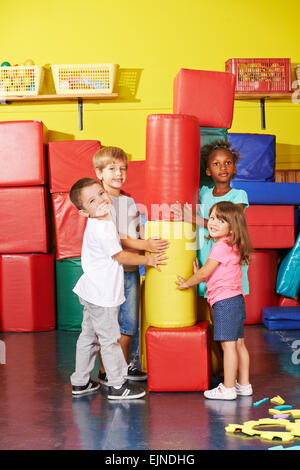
[173,69,236,128]
[0,186,51,253]
[52,193,87,260]
[48,140,101,192]
[0,254,56,332]
[245,250,278,324]
[146,322,210,392]
[145,114,200,220]
[0,120,48,187]
[245,205,295,249]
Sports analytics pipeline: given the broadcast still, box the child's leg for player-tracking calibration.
[90,305,128,387]
[236,337,250,385]
[220,340,238,389]
[70,302,100,386]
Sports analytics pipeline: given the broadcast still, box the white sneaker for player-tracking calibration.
[235,381,253,396]
[204,383,237,400]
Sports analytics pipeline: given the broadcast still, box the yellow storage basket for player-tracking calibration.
[51,63,118,95]
[0,65,44,96]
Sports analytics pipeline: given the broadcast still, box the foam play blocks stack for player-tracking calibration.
[0,121,55,332]
[144,113,211,390]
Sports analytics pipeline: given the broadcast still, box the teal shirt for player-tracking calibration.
[197,185,250,297]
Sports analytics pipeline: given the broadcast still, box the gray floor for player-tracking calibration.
[0,325,300,451]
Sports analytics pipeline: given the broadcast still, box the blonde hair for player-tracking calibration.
[209,201,252,265]
[93,146,128,171]
[69,177,103,210]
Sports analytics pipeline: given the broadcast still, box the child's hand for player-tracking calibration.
[146,237,169,253]
[193,258,199,274]
[171,201,194,224]
[175,275,190,290]
[145,253,168,272]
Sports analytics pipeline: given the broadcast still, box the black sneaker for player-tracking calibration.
[108,382,146,400]
[72,379,100,396]
[98,371,108,385]
[125,363,147,382]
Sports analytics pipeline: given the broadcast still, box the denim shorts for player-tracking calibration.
[118,270,140,336]
[212,294,246,341]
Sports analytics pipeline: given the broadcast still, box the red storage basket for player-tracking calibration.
[225,58,291,93]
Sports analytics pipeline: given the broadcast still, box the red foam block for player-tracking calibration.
[245,250,278,324]
[145,114,200,220]
[146,322,210,391]
[122,160,146,213]
[245,205,295,249]
[0,120,48,187]
[0,254,56,332]
[48,140,101,192]
[0,186,51,253]
[278,296,299,307]
[173,69,235,128]
[52,193,87,260]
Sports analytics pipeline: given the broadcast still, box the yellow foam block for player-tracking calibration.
[139,278,148,373]
[144,221,197,328]
[270,395,285,405]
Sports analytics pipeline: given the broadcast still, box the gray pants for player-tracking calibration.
[70,297,128,387]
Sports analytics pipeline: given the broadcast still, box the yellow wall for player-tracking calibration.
[1,0,300,168]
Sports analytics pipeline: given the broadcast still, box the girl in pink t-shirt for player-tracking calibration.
[176,201,252,401]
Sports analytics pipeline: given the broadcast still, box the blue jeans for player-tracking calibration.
[118,270,140,336]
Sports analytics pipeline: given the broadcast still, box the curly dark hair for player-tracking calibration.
[201,139,240,169]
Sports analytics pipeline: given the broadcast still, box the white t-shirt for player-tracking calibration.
[110,195,140,272]
[73,217,125,307]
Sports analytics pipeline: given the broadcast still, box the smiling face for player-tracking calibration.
[79,182,112,219]
[206,150,236,184]
[207,207,231,241]
[95,158,127,196]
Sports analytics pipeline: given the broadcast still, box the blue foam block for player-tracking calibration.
[277,232,300,298]
[228,133,275,182]
[262,306,300,330]
[231,181,300,205]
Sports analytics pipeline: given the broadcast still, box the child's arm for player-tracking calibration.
[170,202,207,228]
[119,234,169,253]
[176,258,219,289]
[113,250,168,272]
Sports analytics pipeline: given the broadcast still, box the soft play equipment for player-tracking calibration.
[139,278,148,373]
[278,296,299,307]
[144,221,197,328]
[0,186,51,253]
[0,120,48,187]
[173,68,236,128]
[51,192,87,260]
[276,231,300,299]
[228,133,276,182]
[231,181,300,205]
[48,140,101,193]
[245,205,295,249]
[200,127,228,189]
[145,114,200,221]
[55,258,83,331]
[262,307,300,330]
[245,250,278,324]
[146,322,211,391]
[0,254,55,332]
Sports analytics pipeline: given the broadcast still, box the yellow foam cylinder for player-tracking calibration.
[144,220,197,328]
[139,278,149,372]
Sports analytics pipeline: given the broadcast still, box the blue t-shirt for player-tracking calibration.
[197,185,249,297]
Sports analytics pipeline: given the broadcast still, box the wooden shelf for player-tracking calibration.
[0,93,118,130]
[234,92,293,129]
[0,93,118,102]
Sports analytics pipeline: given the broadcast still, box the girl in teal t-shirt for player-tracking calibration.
[171,140,249,297]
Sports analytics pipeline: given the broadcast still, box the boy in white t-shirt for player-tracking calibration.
[69,177,167,399]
